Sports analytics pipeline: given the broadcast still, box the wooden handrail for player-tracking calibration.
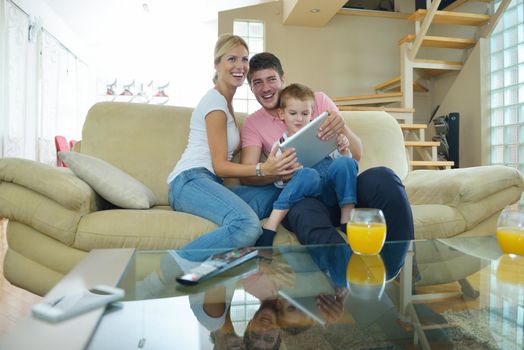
[410,0,443,61]
[481,0,511,38]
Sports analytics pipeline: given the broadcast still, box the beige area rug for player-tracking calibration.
[442,308,520,350]
[280,307,521,350]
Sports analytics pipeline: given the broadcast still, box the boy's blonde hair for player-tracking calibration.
[213,34,249,84]
[279,83,315,109]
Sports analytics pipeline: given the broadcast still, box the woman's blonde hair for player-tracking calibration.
[213,34,249,84]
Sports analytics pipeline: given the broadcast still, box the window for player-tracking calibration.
[233,20,264,114]
[490,0,524,173]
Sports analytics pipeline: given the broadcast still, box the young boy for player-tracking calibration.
[258,83,359,246]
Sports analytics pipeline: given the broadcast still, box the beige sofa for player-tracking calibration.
[1,102,522,296]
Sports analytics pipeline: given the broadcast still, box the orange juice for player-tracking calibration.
[496,227,524,256]
[496,254,524,285]
[346,254,386,300]
[346,222,386,255]
[346,254,386,285]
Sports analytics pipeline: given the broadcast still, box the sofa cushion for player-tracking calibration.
[59,151,157,209]
[74,208,217,250]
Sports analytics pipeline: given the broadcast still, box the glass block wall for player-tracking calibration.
[490,0,524,173]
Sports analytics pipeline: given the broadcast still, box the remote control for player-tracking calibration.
[32,285,125,323]
[176,247,259,285]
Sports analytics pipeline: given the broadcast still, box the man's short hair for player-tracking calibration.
[248,52,285,83]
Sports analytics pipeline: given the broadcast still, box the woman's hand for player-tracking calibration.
[337,134,350,155]
[242,259,295,300]
[261,146,299,177]
[318,110,346,141]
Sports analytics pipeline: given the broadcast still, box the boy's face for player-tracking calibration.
[278,97,313,136]
[249,68,285,111]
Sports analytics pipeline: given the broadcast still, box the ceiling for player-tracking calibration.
[40,0,350,47]
[282,0,348,27]
[41,0,276,46]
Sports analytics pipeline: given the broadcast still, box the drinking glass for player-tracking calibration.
[346,208,387,255]
[496,205,524,256]
[346,254,386,300]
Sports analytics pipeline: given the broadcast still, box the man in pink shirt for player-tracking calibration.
[240,52,413,245]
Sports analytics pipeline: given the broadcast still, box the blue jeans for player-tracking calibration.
[273,156,358,211]
[273,168,320,210]
[283,166,414,243]
[230,184,282,219]
[169,167,261,251]
[314,156,358,208]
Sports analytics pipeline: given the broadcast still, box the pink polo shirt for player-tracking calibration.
[241,91,339,155]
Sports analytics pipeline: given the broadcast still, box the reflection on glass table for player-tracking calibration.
[86,237,523,350]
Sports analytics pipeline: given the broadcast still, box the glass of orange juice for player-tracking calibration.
[346,208,387,255]
[496,205,524,256]
[346,254,386,300]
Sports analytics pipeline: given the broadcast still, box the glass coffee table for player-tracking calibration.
[1,237,523,349]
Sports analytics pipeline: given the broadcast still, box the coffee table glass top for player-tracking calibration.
[88,237,524,349]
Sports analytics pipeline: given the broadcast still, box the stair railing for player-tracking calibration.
[409,0,443,61]
[480,0,511,38]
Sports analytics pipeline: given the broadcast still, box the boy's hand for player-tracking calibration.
[337,134,350,155]
[318,110,345,141]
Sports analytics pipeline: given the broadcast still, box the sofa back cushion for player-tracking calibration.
[81,103,408,205]
[341,111,408,180]
[81,102,192,205]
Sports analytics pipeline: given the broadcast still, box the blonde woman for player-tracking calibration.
[167,34,297,251]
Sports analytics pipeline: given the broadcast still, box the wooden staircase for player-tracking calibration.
[333,0,509,170]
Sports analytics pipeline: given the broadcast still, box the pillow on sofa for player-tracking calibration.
[58,152,158,209]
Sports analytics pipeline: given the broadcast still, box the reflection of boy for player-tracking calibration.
[260,83,359,246]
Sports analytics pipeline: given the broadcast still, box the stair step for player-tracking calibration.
[409,10,490,26]
[410,160,454,168]
[374,76,428,92]
[413,59,464,76]
[339,105,414,124]
[444,0,492,12]
[333,92,402,106]
[404,141,440,147]
[338,106,415,113]
[414,59,463,70]
[399,34,476,49]
[400,123,427,130]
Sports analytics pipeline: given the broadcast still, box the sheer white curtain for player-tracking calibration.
[0,0,89,164]
[38,31,89,165]
[1,0,29,158]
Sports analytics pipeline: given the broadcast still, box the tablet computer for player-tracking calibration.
[279,111,337,167]
[276,250,337,326]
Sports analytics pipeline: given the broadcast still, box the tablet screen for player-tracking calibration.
[279,111,337,167]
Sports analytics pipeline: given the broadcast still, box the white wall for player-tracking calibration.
[219,2,489,166]
[220,3,413,97]
[430,39,487,167]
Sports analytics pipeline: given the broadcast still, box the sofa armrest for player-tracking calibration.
[404,165,524,206]
[0,158,104,245]
[0,158,100,212]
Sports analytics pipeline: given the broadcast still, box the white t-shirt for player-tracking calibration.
[167,89,240,184]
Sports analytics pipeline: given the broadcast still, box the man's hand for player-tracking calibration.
[316,288,348,324]
[318,110,345,141]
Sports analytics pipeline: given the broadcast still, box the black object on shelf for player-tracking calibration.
[432,112,460,168]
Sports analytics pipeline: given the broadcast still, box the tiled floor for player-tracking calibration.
[0,219,42,336]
